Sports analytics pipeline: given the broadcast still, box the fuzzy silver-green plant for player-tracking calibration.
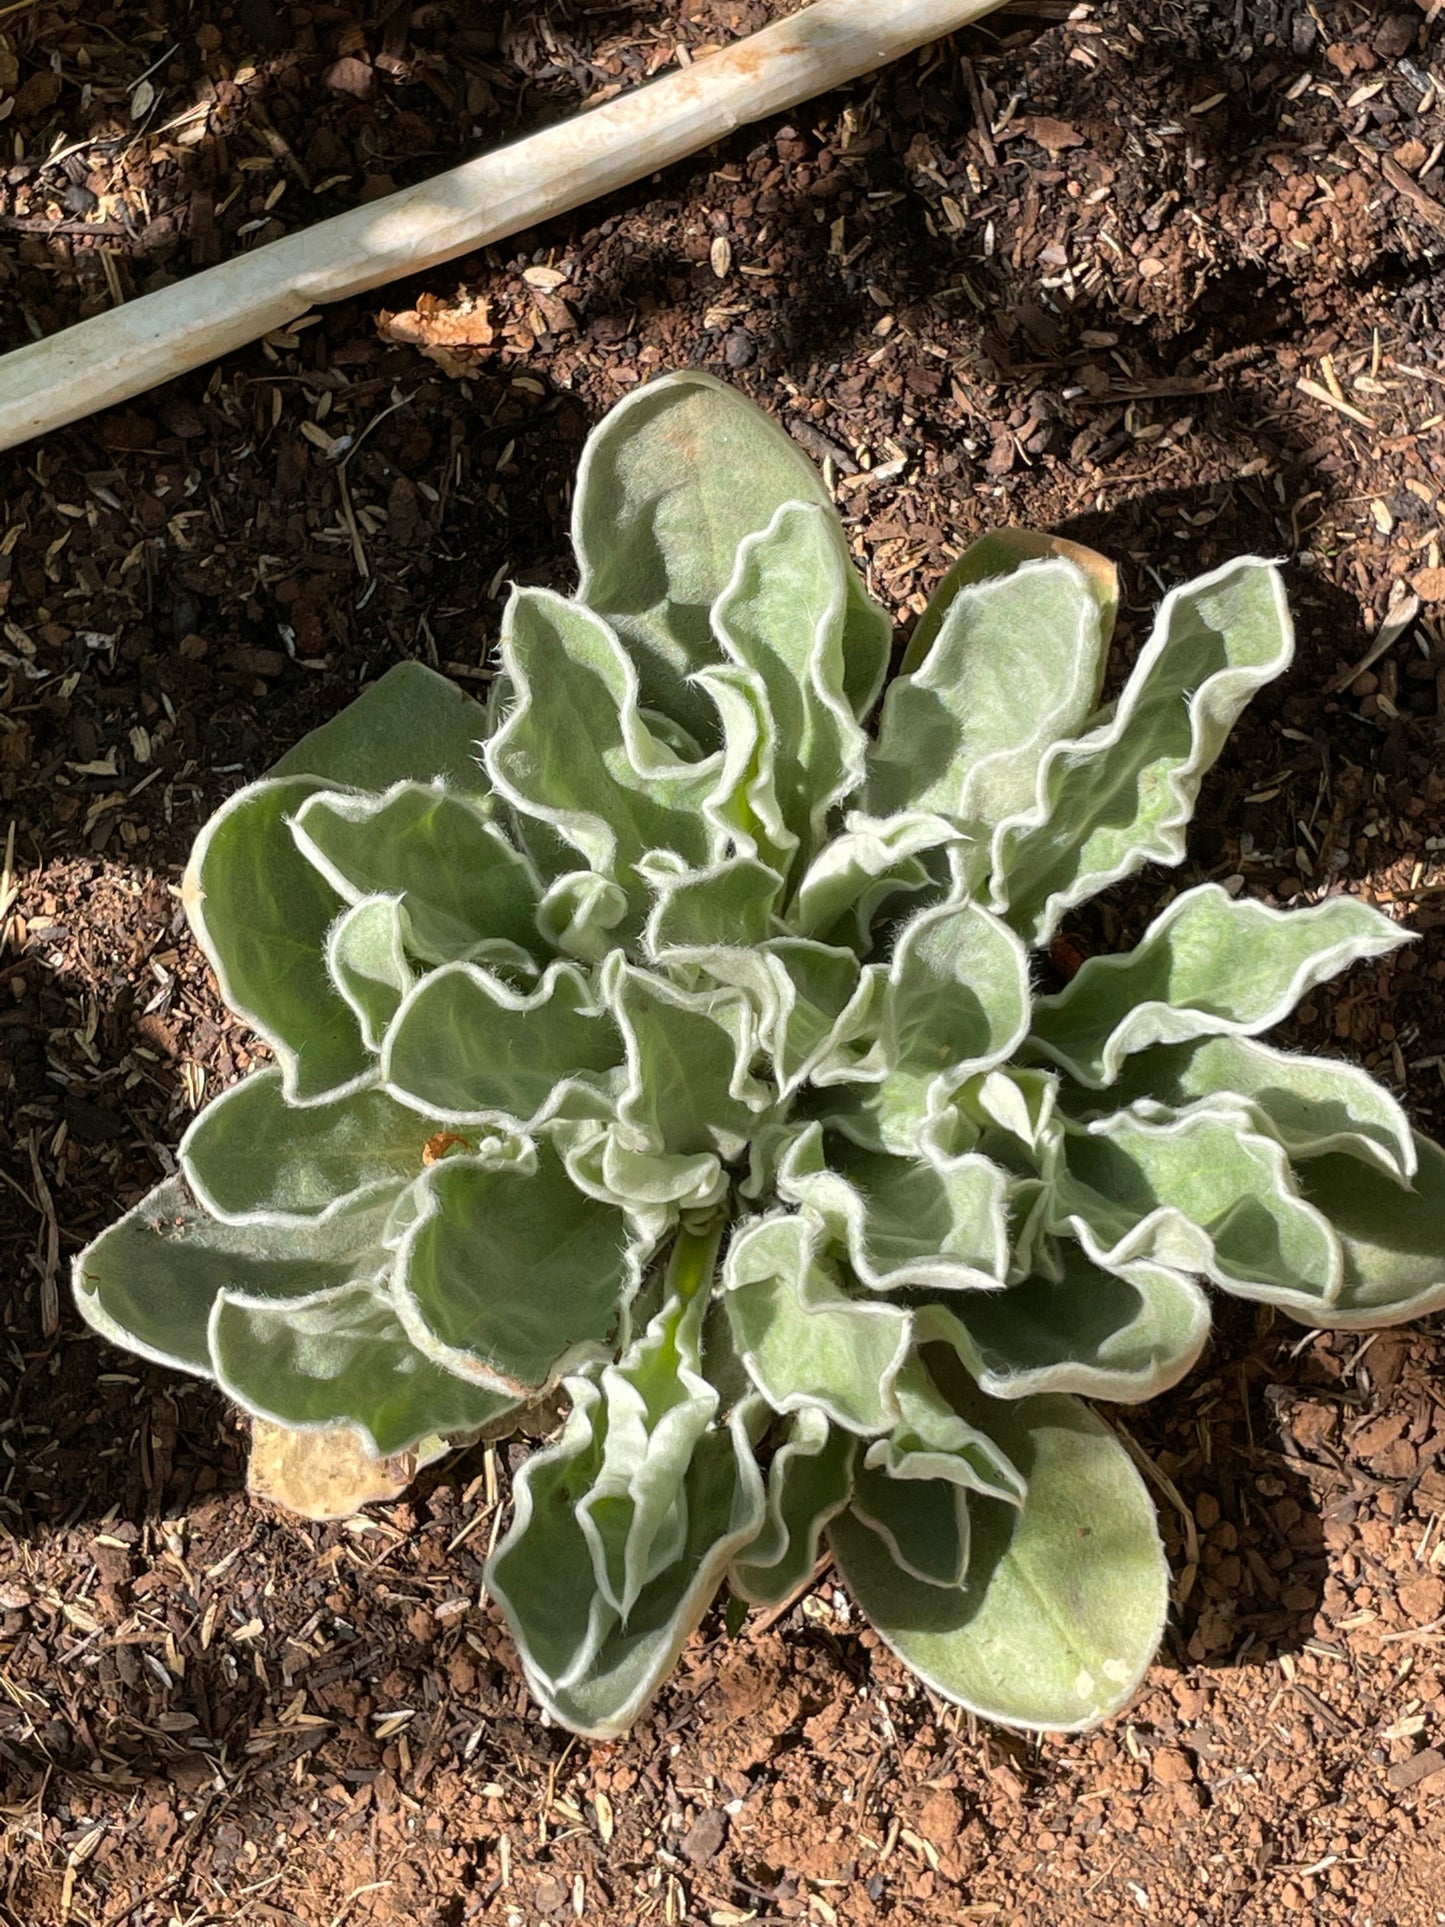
[75,371,1445,1740]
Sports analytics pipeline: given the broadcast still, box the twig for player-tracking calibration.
[1295,377,1377,430]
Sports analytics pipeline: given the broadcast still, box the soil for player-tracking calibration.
[2,0,1445,1922]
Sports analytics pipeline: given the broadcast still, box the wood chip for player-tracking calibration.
[1385,1747,1445,1792]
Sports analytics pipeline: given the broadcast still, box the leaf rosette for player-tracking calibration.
[75,372,1445,1740]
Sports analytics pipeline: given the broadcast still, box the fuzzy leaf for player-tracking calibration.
[851,1466,971,1588]
[211,1278,516,1458]
[730,1407,855,1607]
[713,501,870,860]
[994,558,1293,943]
[830,1381,1166,1729]
[646,856,783,954]
[535,871,631,963]
[1057,1105,1343,1316]
[73,1176,392,1376]
[867,558,1107,831]
[270,660,490,793]
[832,900,1030,1150]
[184,777,372,1103]
[326,896,415,1050]
[1031,884,1408,1088]
[791,809,956,945]
[394,1145,636,1394]
[609,959,770,1159]
[181,1070,432,1221]
[901,529,1118,676]
[488,1380,766,1738]
[723,1216,911,1434]
[291,782,540,964]
[383,960,620,1129]
[923,1232,1211,1403]
[778,1123,1010,1290]
[571,369,888,735]
[1102,1032,1417,1181]
[577,1228,719,1618]
[486,587,717,897]
[1295,1133,1445,1326]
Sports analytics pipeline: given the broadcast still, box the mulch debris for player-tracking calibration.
[2,0,1445,1921]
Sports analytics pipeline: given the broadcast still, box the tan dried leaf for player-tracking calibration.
[378,294,495,379]
[248,1418,416,1520]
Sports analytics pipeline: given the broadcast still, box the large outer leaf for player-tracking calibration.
[993,557,1293,944]
[1031,884,1409,1087]
[1295,1132,1445,1326]
[270,659,490,793]
[181,1070,431,1221]
[867,557,1107,830]
[571,369,888,736]
[73,1176,392,1375]
[184,776,373,1104]
[211,1278,515,1458]
[830,1385,1166,1730]
[1101,1032,1417,1181]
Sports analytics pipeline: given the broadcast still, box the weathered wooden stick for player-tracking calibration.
[0,0,1006,452]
